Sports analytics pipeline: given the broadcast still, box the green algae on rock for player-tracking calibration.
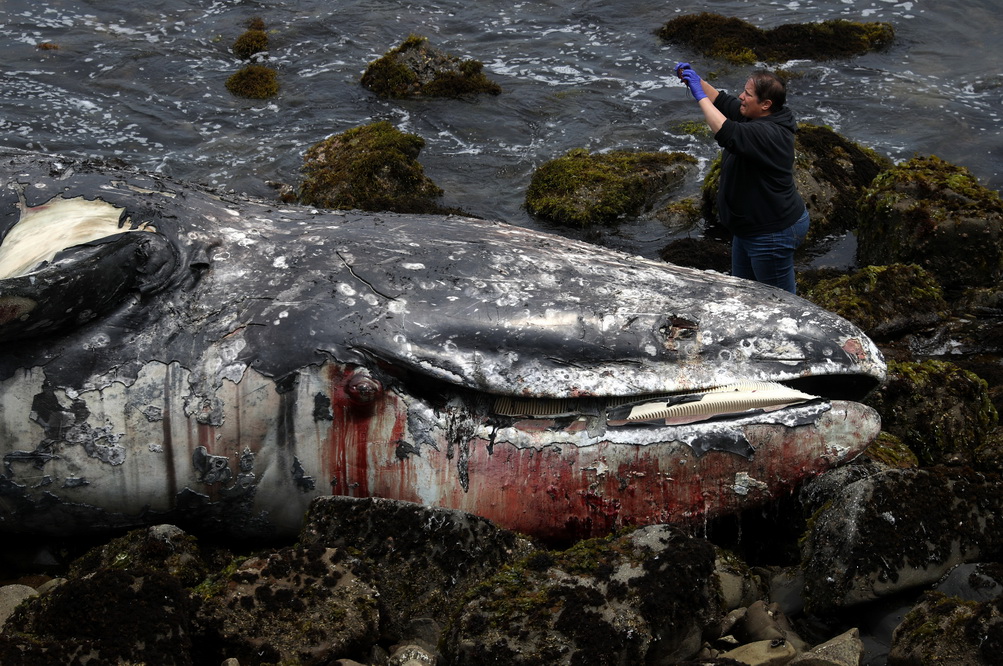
[297,121,456,214]
[857,155,1003,292]
[225,63,279,99]
[657,13,894,64]
[889,591,1003,665]
[525,148,696,227]
[803,263,948,341]
[361,34,501,98]
[864,359,998,467]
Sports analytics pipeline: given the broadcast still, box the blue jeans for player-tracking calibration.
[731,208,810,294]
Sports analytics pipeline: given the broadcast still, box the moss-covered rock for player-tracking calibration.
[225,63,279,99]
[526,148,696,227]
[889,591,1003,665]
[800,466,1003,612]
[803,263,948,340]
[657,13,894,64]
[857,155,1003,292]
[361,34,501,98]
[862,431,919,469]
[864,359,998,467]
[297,121,456,214]
[794,124,894,245]
[443,525,720,665]
[232,28,268,60]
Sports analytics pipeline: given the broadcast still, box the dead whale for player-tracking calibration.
[0,149,885,540]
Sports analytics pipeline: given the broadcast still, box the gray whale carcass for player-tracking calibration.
[0,149,885,540]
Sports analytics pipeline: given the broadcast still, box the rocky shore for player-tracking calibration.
[4,16,1003,666]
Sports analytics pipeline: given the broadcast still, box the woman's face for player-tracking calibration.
[738,78,772,118]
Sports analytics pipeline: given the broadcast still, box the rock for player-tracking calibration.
[297,121,458,215]
[801,466,1003,612]
[360,34,501,98]
[196,544,379,666]
[299,496,535,645]
[864,359,998,466]
[720,637,798,665]
[716,549,765,611]
[802,264,948,341]
[888,591,1003,665]
[732,600,809,652]
[0,568,195,665]
[389,644,437,665]
[0,584,37,628]
[660,236,731,273]
[790,628,864,665]
[443,525,721,665]
[657,13,894,64]
[857,154,1003,292]
[936,562,1003,603]
[525,148,696,227]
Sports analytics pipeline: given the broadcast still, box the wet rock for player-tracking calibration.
[195,544,379,666]
[800,466,1003,613]
[443,525,721,664]
[888,591,1003,665]
[297,121,459,215]
[716,549,766,612]
[936,562,1003,603]
[660,236,731,273]
[720,637,798,665]
[0,568,195,665]
[361,34,501,98]
[802,264,948,341]
[861,431,919,469]
[68,523,219,587]
[0,583,37,628]
[299,495,535,645]
[525,148,696,227]
[789,628,864,665]
[857,155,1003,293]
[657,13,894,64]
[864,359,998,466]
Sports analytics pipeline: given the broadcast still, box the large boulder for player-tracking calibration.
[857,155,1003,292]
[800,466,1003,613]
[443,525,721,665]
[526,148,696,227]
[889,591,1003,665]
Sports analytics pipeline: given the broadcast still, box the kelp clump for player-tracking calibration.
[526,149,696,227]
[297,121,451,214]
[361,34,501,98]
[657,13,894,64]
[857,155,1003,291]
[232,20,269,60]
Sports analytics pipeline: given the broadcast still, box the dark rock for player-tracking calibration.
[660,236,732,273]
[888,591,1003,665]
[857,155,1003,293]
[0,568,195,665]
[864,359,997,466]
[802,264,948,341]
[936,562,1003,603]
[525,148,696,227]
[195,544,379,665]
[657,13,893,64]
[801,466,1003,612]
[443,525,721,665]
[299,495,535,645]
[361,34,501,98]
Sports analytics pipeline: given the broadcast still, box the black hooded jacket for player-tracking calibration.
[712,91,805,237]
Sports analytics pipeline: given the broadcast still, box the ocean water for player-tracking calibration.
[1,0,1000,259]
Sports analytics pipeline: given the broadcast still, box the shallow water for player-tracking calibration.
[1,0,1000,261]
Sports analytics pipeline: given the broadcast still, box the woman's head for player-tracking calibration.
[738,70,787,118]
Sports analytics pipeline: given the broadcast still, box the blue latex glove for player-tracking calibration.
[679,67,707,102]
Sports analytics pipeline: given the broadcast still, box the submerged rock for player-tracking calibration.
[526,148,696,227]
[657,13,893,64]
[857,155,1003,292]
[361,34,501,99]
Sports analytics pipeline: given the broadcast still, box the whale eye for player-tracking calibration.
[346,373,383,404]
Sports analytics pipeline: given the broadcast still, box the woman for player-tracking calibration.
[676,62,809,294]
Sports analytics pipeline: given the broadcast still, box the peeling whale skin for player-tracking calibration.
[0,149,885,540]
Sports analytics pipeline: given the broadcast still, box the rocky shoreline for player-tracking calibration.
[4,16,1003,666]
